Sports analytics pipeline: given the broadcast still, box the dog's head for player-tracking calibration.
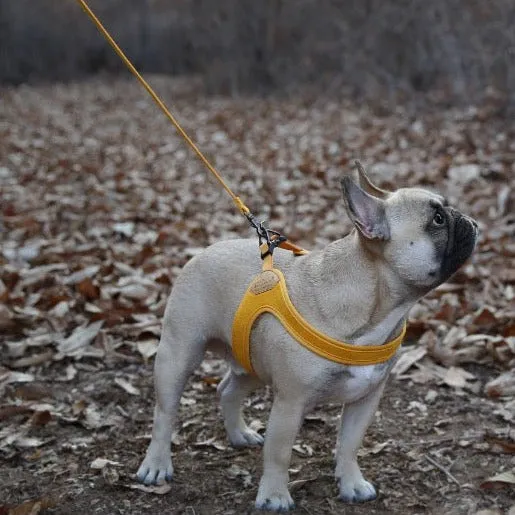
[341,162,478,292]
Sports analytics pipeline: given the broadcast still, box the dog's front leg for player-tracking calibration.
[255,394,305,512]
[335,379,387,503]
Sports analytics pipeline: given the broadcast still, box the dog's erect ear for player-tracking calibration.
[354,160,389,199]
[341,175,390,240]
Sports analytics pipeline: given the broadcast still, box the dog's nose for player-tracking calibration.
[467,217,479,239]
[463,215,478,229]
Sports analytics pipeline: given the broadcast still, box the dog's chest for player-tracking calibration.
[321,362,391,404]
[317,307,407,403]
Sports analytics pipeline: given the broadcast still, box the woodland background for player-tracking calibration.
[1,0,515,103]
[0,1,514,514]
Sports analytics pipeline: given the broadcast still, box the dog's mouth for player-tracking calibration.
[440,212,478,281]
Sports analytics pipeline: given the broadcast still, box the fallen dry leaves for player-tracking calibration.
[0,77,514,510]
[0,497,55,515]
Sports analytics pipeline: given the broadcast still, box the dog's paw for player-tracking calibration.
[228,427,264,447]
[255,482,294,512]
[136,451,173,486]
[338,477,377,503]
[255,493,295,512]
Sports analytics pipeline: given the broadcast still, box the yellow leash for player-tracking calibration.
[76,0,307,257]
[76,0,250,217]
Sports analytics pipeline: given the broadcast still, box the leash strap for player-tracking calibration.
[76,0,249,215]
[76,0,295,258]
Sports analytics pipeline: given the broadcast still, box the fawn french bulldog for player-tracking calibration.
[137,164,478,510]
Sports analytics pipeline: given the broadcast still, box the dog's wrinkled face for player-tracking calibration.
[342,165,478,291]
[382,188,478,289]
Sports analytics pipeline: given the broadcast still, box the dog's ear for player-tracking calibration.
[341,175,390,240]
[354,160,389,199]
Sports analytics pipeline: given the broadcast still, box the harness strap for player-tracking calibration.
[232,244,406,375]
[276,240,308,256]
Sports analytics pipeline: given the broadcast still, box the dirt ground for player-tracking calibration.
[1,77,514,514]
[1,358,514,515]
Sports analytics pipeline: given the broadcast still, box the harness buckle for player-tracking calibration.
[245,212,287,259]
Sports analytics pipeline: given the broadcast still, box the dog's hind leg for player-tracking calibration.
[136,321,205,485]
[218,369,263,447]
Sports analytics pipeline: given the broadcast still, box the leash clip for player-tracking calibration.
[245,212,287,259]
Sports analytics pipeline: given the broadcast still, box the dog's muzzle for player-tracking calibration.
[441,211,478,281]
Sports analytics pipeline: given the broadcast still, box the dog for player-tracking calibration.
[136,163,478,511]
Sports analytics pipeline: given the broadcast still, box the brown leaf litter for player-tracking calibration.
[1,77,514,514]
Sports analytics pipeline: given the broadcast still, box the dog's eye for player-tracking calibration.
[433,212,445,226]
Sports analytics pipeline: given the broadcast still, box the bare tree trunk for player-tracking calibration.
[138,0,150,69]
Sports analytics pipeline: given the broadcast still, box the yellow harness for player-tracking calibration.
[232,242,406,375]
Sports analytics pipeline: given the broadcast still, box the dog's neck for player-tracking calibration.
[293,231,418,345]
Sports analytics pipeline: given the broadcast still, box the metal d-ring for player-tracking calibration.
[244,212,287,259]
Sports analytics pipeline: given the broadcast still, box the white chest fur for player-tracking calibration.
[353,303,411,347]
[319,304,409,405]
[323,361,393,405]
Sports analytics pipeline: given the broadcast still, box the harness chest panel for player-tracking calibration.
[231,253,406,375]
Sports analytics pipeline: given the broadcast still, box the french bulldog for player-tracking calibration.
[136,163,478,511]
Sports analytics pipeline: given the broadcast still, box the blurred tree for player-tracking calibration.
[0,0,514,104]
